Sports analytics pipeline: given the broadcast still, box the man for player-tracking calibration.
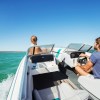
[75,37,100,79]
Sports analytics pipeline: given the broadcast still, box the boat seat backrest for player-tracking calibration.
[33,89,42,100]
[30,54,54,63]
[57,83,89,100]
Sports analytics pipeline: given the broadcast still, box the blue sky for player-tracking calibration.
[0,0,100,51]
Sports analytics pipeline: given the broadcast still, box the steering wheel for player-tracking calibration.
[77,57,87,65]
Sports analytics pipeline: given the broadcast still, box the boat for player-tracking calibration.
[53,43,100,100]
[7,44,92,100]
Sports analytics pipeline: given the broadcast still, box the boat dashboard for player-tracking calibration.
[63,51,87,68]
[70,51,88,65]
[70,51,85,58]
[55,43,94,68]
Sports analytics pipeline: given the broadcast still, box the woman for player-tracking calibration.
[28,35,42,55]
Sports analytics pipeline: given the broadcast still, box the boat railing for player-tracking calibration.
[7,56,28,100]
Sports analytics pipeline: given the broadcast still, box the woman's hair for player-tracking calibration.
[31,35,37,42]
[95,37,100,49]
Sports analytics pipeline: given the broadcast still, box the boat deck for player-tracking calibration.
[66,69,81,89]
[33,71,68,90]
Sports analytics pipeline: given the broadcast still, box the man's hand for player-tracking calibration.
[76,63,81,67]
[79,53,86,57]
[79,53,90,59]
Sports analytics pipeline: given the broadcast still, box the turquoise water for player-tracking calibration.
[0,52,25,99]
[0,52,25,82]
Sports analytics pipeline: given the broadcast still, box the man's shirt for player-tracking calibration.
[90,51,100,78]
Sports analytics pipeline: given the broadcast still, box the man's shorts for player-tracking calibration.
[86,74,94,79]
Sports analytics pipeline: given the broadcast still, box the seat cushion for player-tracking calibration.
[58,83,89,100]
[33,83,89,100]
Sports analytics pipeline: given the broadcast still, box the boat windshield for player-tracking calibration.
[67,43,84,50]
[87,47,95,53]
[64,43,95,53]
[64,43,84,52]
[78,44,95,53]
[39,44,54,53]
[79,45,91,52]
[27,44,54,55]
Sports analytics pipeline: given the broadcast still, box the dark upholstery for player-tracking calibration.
[33,71,68,90]
[30,54,54,63]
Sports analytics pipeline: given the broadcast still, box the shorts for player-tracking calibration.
[86,74,94,79]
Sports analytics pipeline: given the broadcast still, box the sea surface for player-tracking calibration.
[0,52,25,100]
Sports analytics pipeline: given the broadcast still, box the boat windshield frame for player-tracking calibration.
[64,43,94,53]
[27,44,55,56]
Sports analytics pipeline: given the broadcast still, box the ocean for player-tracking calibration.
[0,52,25,100]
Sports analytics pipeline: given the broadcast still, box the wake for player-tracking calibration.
[0,74,14,100]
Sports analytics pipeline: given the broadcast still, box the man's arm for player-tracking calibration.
[75,60,93,75]
[79,53,90,59]
[81,60,93,72]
